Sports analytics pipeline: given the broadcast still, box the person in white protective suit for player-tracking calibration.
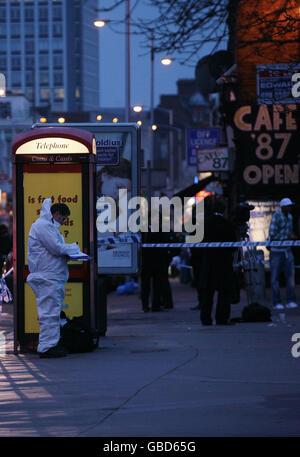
[27,198,81,358]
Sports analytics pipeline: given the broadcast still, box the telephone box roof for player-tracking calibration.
[12,126,94,154]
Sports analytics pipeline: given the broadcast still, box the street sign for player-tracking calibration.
[197,147,229,172]
[186,127,221,166]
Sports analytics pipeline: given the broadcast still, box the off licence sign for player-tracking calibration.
[197,147,229,172]
[186,127,221,166]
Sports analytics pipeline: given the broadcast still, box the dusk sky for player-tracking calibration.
[97,0,214,109]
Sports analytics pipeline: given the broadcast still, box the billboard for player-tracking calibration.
[257,63,300,105]
[231,103,299,198]
[39,124,141,274]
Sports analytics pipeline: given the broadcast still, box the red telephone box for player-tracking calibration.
[12,127,97,353]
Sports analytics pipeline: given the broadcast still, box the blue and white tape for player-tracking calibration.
[97,235,300,248]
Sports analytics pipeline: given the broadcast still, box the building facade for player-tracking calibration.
[0,0,99,113]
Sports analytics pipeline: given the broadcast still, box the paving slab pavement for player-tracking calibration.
[0,280,300,437]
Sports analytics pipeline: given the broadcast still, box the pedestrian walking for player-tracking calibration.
[27,198,81,358]
[268,197,298,310]
[199,199,237,326]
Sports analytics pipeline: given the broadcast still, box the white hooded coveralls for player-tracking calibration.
[27,198,80,353]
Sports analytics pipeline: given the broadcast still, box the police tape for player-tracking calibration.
[97,236,300,248]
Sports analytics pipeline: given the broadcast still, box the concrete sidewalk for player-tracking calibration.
[0,280,300,437]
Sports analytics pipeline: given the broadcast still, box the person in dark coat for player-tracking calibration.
[141,228,172,312]
[199,199,237,325]
[140,211,179,312]
[0,224,12,271]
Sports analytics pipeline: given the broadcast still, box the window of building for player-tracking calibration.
[75,87,80,99]
[39,6,48,21]
[40,88,49,100]
[26,70,34,85]
[12,56,21,69]
[0,39,6,52]
[26,88,33,100]
[54,87,64,99]
[39,71,49,85]
[53,6,62,20]
[24,7,34,21]
[0,23,5,35]
[25,39,34,53]
[0,56,6,69]
[54,71,63,85]
[11,70,21,86]
[38,39,49,51]
[39,23,48,36]
[52,22,62,36]
[11,38,21,52]
[39,53,48,68]
[24,23,33,36]
[26,56,34,68]
[53,54,63,68]
[0,7,6,22]
[10,6,20,21]
[0,102,11,119]
[52,38,63,51]
[11,23,20,36]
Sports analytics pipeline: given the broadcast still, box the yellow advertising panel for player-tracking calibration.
[24,282,83,333]
[23,172,82,263]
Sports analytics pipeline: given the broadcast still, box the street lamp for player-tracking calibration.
[133,105,143,113]
[93,19,106,28]
[161,57,173,66]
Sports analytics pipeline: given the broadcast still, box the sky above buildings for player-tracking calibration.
[97,0,213,110]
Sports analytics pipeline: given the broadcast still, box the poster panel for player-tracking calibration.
[24,282,83,333]
[95,131,134,271]
[23,172,82,264]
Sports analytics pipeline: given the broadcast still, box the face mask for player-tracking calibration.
[53,219,61,228]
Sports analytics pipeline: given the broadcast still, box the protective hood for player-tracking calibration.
[39,198,53,222]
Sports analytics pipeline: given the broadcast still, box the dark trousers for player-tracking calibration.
[200,288,232,324]
[141,266,161,311]
[192,264,203,305]
[158,263,173,308]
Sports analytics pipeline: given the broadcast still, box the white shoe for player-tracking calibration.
[286,302,298,309]
[273,304,284,310]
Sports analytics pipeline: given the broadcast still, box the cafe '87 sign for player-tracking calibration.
[231,103,299,198]
[196,147,229,172]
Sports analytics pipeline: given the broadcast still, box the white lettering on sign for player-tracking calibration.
[16,137,90,155]
[291,73,300,98]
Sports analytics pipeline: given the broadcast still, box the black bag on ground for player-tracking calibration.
[241,303,272,322]
[60,312,99,353]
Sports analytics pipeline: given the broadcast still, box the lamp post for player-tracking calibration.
[125,0,131,122]
[94,0,131,122]
[149,34,173,173]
